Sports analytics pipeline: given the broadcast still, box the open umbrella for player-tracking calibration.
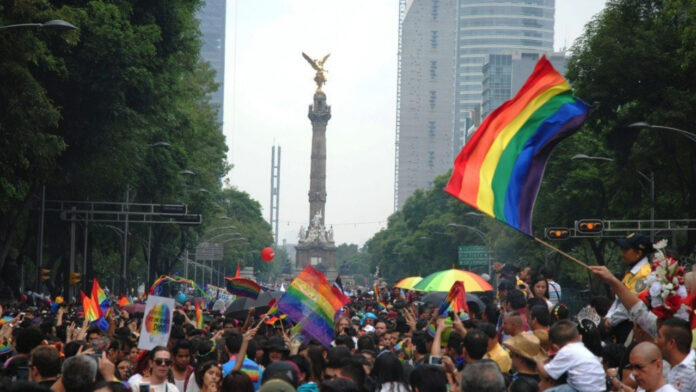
[421,291,485,311]
[225,291,282,319]
[394,276,422,290]
[413,268,493,292]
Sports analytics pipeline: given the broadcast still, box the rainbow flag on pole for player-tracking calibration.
[225,277,261,299]
[81,291,100,322]
[444,56,589,236]
[277,266,350,347]
[91,278,109,316]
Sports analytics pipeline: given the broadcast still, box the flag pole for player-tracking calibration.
[533,237,589,269]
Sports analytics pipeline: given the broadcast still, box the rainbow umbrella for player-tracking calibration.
[413,268,492,292]
[394,276,422,290]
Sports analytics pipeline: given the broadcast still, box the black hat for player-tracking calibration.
[615,233,653,252]
[264,336,289,354]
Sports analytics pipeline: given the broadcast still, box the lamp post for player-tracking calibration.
[571,154,656,241]
[627,122,696,144]
[0,19,78,31]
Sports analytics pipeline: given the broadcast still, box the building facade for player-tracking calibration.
[395,0,555,209]
[196,0,226,126]
[394,0,457,210]
[454,0,554,134]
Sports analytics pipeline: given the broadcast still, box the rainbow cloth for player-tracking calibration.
[438,281,470,320]
[444,56,589,235]
[277,266,350,347]
[225,277,261,299]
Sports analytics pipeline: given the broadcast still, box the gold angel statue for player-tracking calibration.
[302,52,330,92]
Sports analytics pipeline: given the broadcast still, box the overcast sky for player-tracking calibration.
[221,0,608,247]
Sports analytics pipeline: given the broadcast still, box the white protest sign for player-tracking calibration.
[137,295,175,350]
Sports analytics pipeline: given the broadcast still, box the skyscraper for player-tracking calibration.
[454,0,554,136]
[196,0,226,126]
[394,0,457,210]
[394,0,555,209]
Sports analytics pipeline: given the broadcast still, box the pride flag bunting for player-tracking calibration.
[444,56,589,235]
[277,266,350,347]
[225,277,261,299]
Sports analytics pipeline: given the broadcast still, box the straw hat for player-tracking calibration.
[503,332,547,362]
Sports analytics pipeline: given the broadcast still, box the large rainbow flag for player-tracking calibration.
[277,266,350,347]
[444,56,589,235]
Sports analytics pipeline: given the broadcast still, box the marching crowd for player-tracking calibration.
[0,233,695,392]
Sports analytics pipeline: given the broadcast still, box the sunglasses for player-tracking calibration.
[154,358,173,366]
[626,359,657,371]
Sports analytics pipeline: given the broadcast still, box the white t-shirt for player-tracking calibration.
[544,342,606,392]
[638,384,680,392]
[129,379,180,392]
[185,372,200,392]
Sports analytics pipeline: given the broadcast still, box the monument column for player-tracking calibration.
[295,52,337,280]
[308,92,331,225]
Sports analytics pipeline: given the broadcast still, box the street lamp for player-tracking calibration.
[0,19,78,31]
[628,122,696,144]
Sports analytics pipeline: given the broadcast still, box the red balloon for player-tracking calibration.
[261,247,275,262]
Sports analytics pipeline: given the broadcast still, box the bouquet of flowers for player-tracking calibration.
[642,239,692,321]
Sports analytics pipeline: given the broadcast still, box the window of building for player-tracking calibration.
[428,152,435,168]
[431,30,438,48]
[429,90,437,109]
[428,121,436,137]
[430,60,437,79]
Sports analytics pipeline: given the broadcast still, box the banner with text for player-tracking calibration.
[138,295,175,350]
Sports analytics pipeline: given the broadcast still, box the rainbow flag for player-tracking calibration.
[91,278,109,316]
[444,56,589,235]
[374,284,387,310]
[195,299,204,329]
[225,277,261,299]
[117,295,131,308]
[277,266,350,347]
[438,281,470,318]
[81,291,100,322]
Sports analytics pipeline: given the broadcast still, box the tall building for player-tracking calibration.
[196,0,226,126]
[394,0,457,210]
[482,51,567,118]
[394,0,555,209]
[454,0,554,135]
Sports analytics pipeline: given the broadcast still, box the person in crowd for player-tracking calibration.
[654,318,696,392]
[370,352,409,392]
[61,355,99,392]
[220,370,254,392]
[628,342,679,392]
[529,275,553,309]
[129,346,179,392]
[408,364,447,392]
[171,340,194,392]
[462,328,488,363]
[4,326,44,380]
[538,320,606,392]
[460,360,505,392]
[506,290,530,331]
[479,322,511,373]
[221,330,262,390]
[539,268,562,306]
[27,345,60,388]
[605,233,654,344]
[504,333,546,388]
[502,312,525,339]
[192,360,220,392]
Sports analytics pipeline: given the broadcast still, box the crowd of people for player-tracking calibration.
[0,233,694,392]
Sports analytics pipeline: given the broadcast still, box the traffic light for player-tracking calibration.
[576,219,604,234]
[41,268,51,281]
[69,272,81,285]
[545,228,570,240]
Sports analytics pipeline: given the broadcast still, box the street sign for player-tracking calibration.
[196,243,223,261]
[458,245,491,267]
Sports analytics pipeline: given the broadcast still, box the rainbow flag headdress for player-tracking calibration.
[445,56,589,235]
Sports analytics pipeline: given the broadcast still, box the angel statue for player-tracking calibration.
[302,52,330,92]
